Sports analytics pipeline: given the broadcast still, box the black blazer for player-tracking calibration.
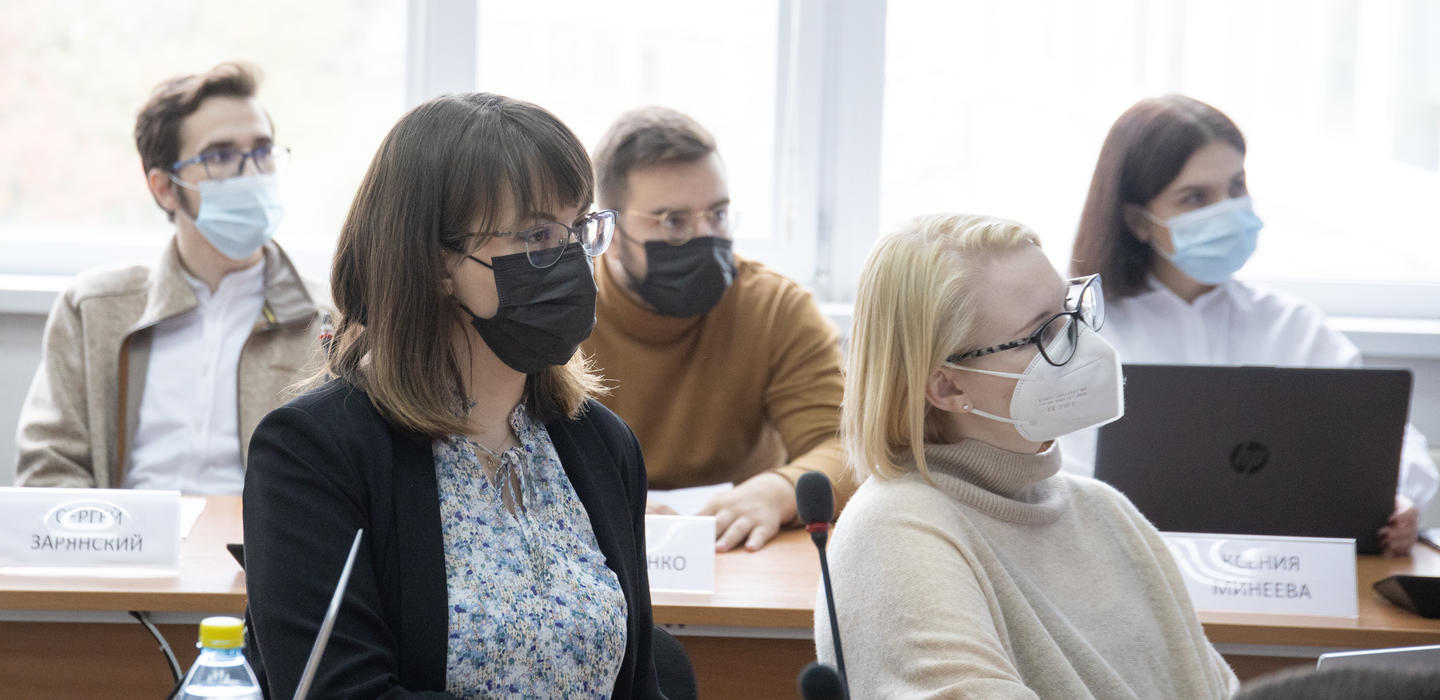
[242,379,664,699]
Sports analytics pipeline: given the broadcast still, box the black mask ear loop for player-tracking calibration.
[612,225,650,292]
[451,253,494,324]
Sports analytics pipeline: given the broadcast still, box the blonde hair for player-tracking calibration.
[843,213,1042,483]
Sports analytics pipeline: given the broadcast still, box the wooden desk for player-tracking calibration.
[652,530,822,697]
[4,498,1439,698]
[0,496,246,697]
[1203,550,1440,679]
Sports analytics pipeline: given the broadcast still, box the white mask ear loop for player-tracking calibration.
[168,173,201,191]
[1135,207,1179,261]
[944,363,1025,380]
[942,362,1032,428]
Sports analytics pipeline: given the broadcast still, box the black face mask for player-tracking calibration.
[457,246,597,374]
[630,236,737,317]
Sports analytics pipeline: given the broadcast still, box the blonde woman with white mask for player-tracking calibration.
[818,214,1237,699]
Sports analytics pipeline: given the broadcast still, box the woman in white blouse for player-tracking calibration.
[1062,94,1437,555]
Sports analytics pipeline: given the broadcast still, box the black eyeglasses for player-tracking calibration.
[946,275,1105,367]
[171,144,290,180]
[454,210,617,269]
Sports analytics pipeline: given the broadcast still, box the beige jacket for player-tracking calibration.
[15,239,328,489]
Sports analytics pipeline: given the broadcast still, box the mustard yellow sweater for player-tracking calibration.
[583,254,852,504]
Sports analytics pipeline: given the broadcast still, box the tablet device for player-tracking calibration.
[226,543,244,569]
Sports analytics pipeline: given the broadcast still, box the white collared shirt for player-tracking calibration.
[1059,277,1439,509]
[124,260,268,495]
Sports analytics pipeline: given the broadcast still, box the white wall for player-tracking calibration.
[1,313,46,487]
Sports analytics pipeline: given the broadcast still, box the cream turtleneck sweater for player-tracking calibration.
[817,440,1238,699]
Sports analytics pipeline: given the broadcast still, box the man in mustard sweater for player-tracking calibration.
[586,106,851,551]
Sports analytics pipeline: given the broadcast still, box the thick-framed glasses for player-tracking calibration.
[171,144,290,180]
[946,274,1105,367]
[456,209,617,269]
[621,204,737,245]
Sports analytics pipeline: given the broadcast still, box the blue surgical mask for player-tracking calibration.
[1142,195,1262,285]
[174,173,285,260]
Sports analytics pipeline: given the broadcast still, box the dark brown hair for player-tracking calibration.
[1070,95,1246,298]
[326,92,602,436]
[134,61,267,220]
[593,105,717,210]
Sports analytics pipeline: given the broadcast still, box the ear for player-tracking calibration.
[924,367,972,414]
[1121,203,1154,244]
[146,167,181,218]
[439,273,455,296]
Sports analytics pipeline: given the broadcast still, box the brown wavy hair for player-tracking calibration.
[133,61,270,221]
[1070,95,1245,298]
[324,92,603,436]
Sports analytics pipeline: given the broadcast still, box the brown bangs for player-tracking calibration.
[439,96,595,250]
[323,92,603,437]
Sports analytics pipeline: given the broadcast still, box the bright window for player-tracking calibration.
[0,0,407,279]
[880,0,1440,290]
[473,0,780,248]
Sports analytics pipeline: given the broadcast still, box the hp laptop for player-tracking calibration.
[1095,365,1410,554]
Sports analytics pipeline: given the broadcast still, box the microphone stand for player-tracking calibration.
[808,521,848,696]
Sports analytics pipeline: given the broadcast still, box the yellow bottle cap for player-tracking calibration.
[198,616,245,649]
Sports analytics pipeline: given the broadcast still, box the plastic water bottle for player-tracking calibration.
[175,616,262,699]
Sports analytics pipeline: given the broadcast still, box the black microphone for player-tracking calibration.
[796,471,848,699]
[798,661,845,700]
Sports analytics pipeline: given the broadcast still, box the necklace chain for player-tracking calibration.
[471,437,506,462]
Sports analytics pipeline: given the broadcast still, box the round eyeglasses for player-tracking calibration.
[621,204,738,245]
[946,274,1105,367]
[455,209,616,269]
[171,144,290,180]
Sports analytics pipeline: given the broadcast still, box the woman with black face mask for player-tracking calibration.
[241,93,667,699]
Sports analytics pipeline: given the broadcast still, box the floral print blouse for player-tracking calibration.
[433,403,627,698]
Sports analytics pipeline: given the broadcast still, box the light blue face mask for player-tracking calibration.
[1141,195,1262,285]
[172,173,285,260]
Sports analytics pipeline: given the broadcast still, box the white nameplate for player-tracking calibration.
[647,482,733,516]
[645,515,716,594]
[1161,532,1357,618]
[0,487,182,572]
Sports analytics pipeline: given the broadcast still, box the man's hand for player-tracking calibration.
[645,500,679,516]
[696,472,797,552]
[1379,494,1419,556]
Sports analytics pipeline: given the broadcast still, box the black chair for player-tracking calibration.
[652,626,697,700]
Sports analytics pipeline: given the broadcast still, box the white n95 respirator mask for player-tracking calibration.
[945,322,1125,442]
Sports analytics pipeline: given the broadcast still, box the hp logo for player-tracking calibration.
[1229,441,1269,474]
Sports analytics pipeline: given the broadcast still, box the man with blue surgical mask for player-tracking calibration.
[15,62,327,494]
